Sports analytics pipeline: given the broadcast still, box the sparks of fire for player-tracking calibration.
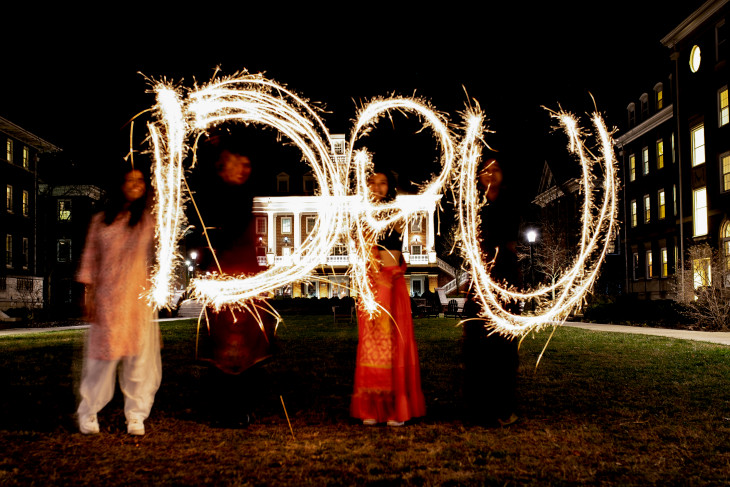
[146,70,618,337]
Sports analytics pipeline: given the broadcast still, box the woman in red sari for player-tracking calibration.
[351,170,426,426]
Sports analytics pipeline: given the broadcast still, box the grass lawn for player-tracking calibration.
[1,315,729,485]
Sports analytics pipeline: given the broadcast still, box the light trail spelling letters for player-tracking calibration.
[147,71,619,337]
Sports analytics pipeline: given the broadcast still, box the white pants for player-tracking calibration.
[77,318,162,422]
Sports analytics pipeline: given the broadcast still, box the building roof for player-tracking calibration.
[661,0,729,48]
[0,115,61,153]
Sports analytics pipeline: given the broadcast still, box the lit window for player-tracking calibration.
[57,239,72,263]
[690,44,702,73]
[661,248,668,277]
[643,147,650,175]
[646,251,653,279]
[671,133,676,163]
[6,139,12,163]
[276,172,290,193]
[22,146,29,169]
[629,154,636,181]
[691,124,705,167]
[656,140,664,169]
[673,185,677,215]
[631,200,638,227]
[658,189,666,219]
[411,214,423,232]
[6,185,12,213]
[22,238,28,269]
[5,234,12,268]
[655,83,664,110]
[722,153,730,192]
[723,223,730,276]
[720,87,729,127]
[305,216,317,234]
[58,199,71,221]
[256,217,267,235]
[693,257,711,289]
[281,216,292,234]
[693,187,708,236]
[644,194,651,223]
[22,191,29,217]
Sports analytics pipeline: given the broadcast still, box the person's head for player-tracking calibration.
[215,150,252,186]
[367,168,397,203]
[104,163,150,227]
[478,158,503,201]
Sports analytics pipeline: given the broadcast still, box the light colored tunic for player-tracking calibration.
[77,210,154,360]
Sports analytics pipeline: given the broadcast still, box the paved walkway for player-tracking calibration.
[1,318,729,345]
[562,321,730,346]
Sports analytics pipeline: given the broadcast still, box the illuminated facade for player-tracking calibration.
[617,0,730,298]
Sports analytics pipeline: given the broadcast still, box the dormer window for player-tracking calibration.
[640,93,649,120]
[654,83,664,110]
[627,103,636,127]
[276,172,290,193]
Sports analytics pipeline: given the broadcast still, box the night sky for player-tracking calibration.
[1,2,706,194]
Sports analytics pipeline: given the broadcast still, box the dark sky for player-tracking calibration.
[1,2,706,191]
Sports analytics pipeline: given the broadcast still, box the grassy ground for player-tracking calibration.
[1,315,729,486]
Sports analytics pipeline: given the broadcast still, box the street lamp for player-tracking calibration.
[526,229,537,286]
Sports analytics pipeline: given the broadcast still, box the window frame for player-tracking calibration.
[642,146,650,175]
[658,189,666,219]
[631,200,638,227]
[661,247,668,278]
[6,185,12,213]
[629,154,636,182]
[691,123,706,167]
[656,139,664,169]
[646,250,653,279]
[720,86,729,127]
[281,216,292,234]
[57,239,72,263]
[693,187,708,237]
[5,234,12,268]
[643,194,651,223]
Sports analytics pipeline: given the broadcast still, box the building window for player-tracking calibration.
[720,87,729,127]
[646,250,653,279]
[276,172,290,193]
[642,147,650,175]
[6,185,12,213]
[640,93,649,119]
[58,200,72,221]
[691,124,705,167]
[644,194,651,223]
[671,133,676,163]
[693,257,711,289]
[722,223,730,279]
[305,216,317,234]
[22,191,29,217]
[629,154,636,181]
[411,244,422,255]
[658,189,666,219]
[693,187,708,237]
[632,252,639,280]
[6,139,12,163]
[410,214,423,232]
[716,19,727,63]
[661,248,668,278]
[256,217,267,235]
[656,139,664,169]
[302,173,315,194]
[627,103,636,127]
[22,146,29,169]
[654,83,664,110]
[281,216,292,234]
[22,237,28,270]
[722,153,730,193]
[57,239,72,263]
[631,200,637,227]
[673,185,677,216]
[690,44,702,73]
[331,241,347,256]
[5,235,12,268]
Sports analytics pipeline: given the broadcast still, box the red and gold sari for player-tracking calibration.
[351,257,426,423]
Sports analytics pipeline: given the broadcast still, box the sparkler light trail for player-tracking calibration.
[454,108,619,336]
[146,70,618,337]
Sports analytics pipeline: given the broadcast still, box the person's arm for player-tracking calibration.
[76,215,100,321]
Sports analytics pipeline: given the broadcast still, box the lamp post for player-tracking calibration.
[526,229,537,287]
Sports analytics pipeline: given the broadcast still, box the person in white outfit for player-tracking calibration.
[76,165,160,436]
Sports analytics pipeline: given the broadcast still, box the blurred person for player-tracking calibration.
[351,169,426,427]
[76,164,159,436]
[461,158,520,427]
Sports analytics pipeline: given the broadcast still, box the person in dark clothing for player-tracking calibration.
[191,139,277,428]
[461,158,520,427]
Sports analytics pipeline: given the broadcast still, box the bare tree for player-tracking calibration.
[674,243,730,331]
[520,219,573,300]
